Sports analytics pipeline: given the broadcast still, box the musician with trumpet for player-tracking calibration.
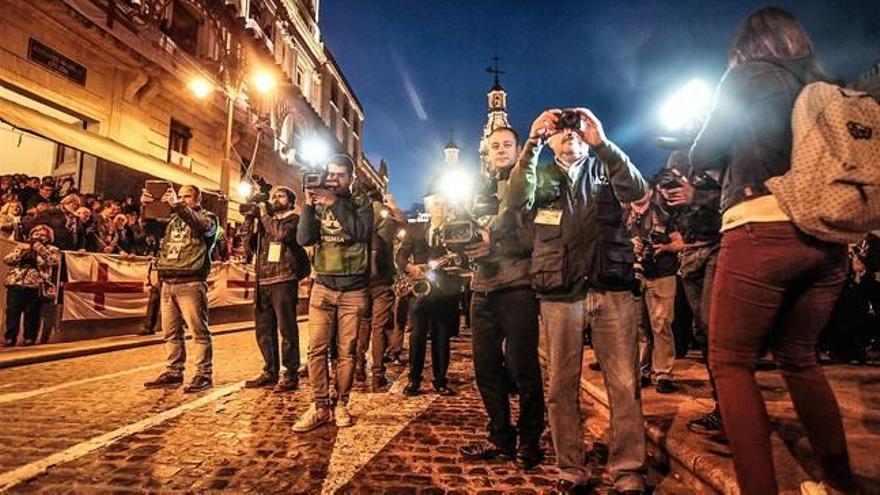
[398,193,463,397]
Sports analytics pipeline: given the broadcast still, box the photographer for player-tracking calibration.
[458,127,544,470]
[398,194,460,398]
[659,148,725,434]
[243,186,310,393]
[628,183,684,394]
[506,108,649,494]
[292,154,372,432]
[3,225,60,346]
[141,185,218,393]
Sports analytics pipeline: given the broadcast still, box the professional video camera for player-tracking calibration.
[302,169,328,190]
[239,175,272,217]
[440,177,500,254]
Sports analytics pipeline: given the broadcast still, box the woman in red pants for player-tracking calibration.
[689,7,858,494]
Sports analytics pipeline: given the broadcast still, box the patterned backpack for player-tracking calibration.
[767,81,880,244]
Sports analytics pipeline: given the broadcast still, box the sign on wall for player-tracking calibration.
[27,38,87,86]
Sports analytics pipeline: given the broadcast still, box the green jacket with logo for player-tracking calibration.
[156,204,217,282]
[297,193,373,291]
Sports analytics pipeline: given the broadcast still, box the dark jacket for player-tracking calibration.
[22,207,83,251]
[156,204,217,283]
[690,56,825,212]
[369,201,402,288]
[297,193,373,291]
[396,222,462,300]
[249,209,310,286]
[471,173,534,293]
[627,201,679,279]
[507,140,648,300]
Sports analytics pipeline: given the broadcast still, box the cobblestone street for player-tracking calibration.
[0,328,680,494]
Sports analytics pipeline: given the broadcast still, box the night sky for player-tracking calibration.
[321,1,880,210]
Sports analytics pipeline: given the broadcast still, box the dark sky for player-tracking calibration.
[321,0,880,209]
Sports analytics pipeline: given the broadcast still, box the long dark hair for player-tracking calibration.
[729,7,817,67]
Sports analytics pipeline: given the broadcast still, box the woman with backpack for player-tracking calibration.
[689,7,858,494]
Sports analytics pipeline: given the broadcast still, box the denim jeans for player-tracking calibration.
[161,281,212,376]
[307,283,368,407]
[709,222,853,493]
[541,290,646,491]
[638,276,676,381]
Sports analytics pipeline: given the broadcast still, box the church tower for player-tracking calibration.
[444,130,459,167]
[480,55,511,172]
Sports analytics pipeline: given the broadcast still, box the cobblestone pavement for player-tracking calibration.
[0,328,683,494]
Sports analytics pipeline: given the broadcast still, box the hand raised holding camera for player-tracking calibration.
[140,189,154,205]
[573,108,607,147]
[160,187,179,207]
[529,109,561,144]
[660,172,696,206]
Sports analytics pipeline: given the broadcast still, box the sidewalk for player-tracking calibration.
[0,319,303,369]
[578,349,880,494]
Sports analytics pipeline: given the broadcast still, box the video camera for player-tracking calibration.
[239,175,272,217]
[302,169,328,190]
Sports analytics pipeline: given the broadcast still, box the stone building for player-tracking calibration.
[0,0,387,221]
[478,60,511,173]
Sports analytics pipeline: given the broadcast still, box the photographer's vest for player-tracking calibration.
[530,158,636,299]
[312,196,369,276]
[156,209,216,281]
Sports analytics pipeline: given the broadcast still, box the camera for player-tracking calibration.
[557,109,581,130]
[638,230,671,273]
[239,175,272,217]
[302,170,327,190]
[441,219,482,252]
[655,169,681,190]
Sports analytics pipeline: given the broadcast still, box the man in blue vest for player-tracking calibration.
[506,108,649,494]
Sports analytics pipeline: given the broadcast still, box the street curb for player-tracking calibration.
[0,317,305,370]
[537,347,735,495]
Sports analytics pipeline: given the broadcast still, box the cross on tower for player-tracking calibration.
[486,54,505,87]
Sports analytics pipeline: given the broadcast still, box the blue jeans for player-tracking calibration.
[541,290,646,491]
[161,281,212,376]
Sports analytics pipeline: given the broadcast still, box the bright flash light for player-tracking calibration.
[237,181,253,199]
[397,229,407,239]
[428,259,439,269]
[301,137,329,165]
[659,79,712,130]
[380,208,390,219]
[426,271,437,282]
[252,71,276,93]
[188,77,214,99]
[438,167,475,206]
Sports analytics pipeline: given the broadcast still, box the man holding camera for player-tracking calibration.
[506,108,649,494]
[142,185,217,393]
[293,155,373,432]
[628,183,684,394]
[244,186,310,392]
[458,127,545,470]
[398,194,460,397]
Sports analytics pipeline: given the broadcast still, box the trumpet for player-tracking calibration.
[392,253,461,299]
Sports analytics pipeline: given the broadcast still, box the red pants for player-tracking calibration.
[709,222,854,494]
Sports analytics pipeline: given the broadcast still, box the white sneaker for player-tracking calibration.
[334,403,354,427]
[800,481,828,495]
[291,404,331,433]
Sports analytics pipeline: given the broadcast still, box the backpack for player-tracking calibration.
[766,81,880,244]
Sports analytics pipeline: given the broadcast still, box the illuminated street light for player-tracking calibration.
[437,167,475,206]
[659,79,712,130]
[188,77,214,99]
[252,71,277,93]
[301,137,330,166]
[237,181,254,199]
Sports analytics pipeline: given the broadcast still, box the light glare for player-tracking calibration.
[188,77,214,99]
[659,79,712,130]
[301,137,329,165]
[237,181,253,199]
[252,71,276,93]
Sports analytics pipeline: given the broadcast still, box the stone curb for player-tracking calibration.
[0,317,303,370]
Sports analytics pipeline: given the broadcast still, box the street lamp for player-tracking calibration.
[236,180,253,199]
[188,77,214,99]
[659,78,712,131]
[252,70,277,94]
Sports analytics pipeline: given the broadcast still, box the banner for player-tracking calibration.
[62,253,270,321]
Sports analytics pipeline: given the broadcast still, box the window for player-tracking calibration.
[163,1,200,56]
[295,66,304,88]
[168,119,192,158]
[329,84,339,108]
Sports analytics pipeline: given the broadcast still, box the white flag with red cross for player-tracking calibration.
[62,253,149,321]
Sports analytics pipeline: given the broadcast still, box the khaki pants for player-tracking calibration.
[307,283,368,407]
[638,276,677,381]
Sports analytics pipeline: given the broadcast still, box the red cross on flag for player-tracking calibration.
[62,253,149,321]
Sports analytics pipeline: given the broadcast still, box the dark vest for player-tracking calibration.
[530,158,636,298]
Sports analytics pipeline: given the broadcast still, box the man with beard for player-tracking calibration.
[459,127,545,470]
[293,155,373,432]
[244,186,310,392]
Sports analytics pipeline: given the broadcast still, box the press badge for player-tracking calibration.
[267,242,282,263]
[535,208,563,226]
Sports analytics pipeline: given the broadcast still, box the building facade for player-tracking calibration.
[478,69,510,173]
[0,0,386,221]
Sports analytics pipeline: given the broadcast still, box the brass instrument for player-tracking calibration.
[392,253,460,299]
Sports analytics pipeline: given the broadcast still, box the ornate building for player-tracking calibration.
[0,0,387,222]
[443,131,459,167]
[478,56,510,173]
